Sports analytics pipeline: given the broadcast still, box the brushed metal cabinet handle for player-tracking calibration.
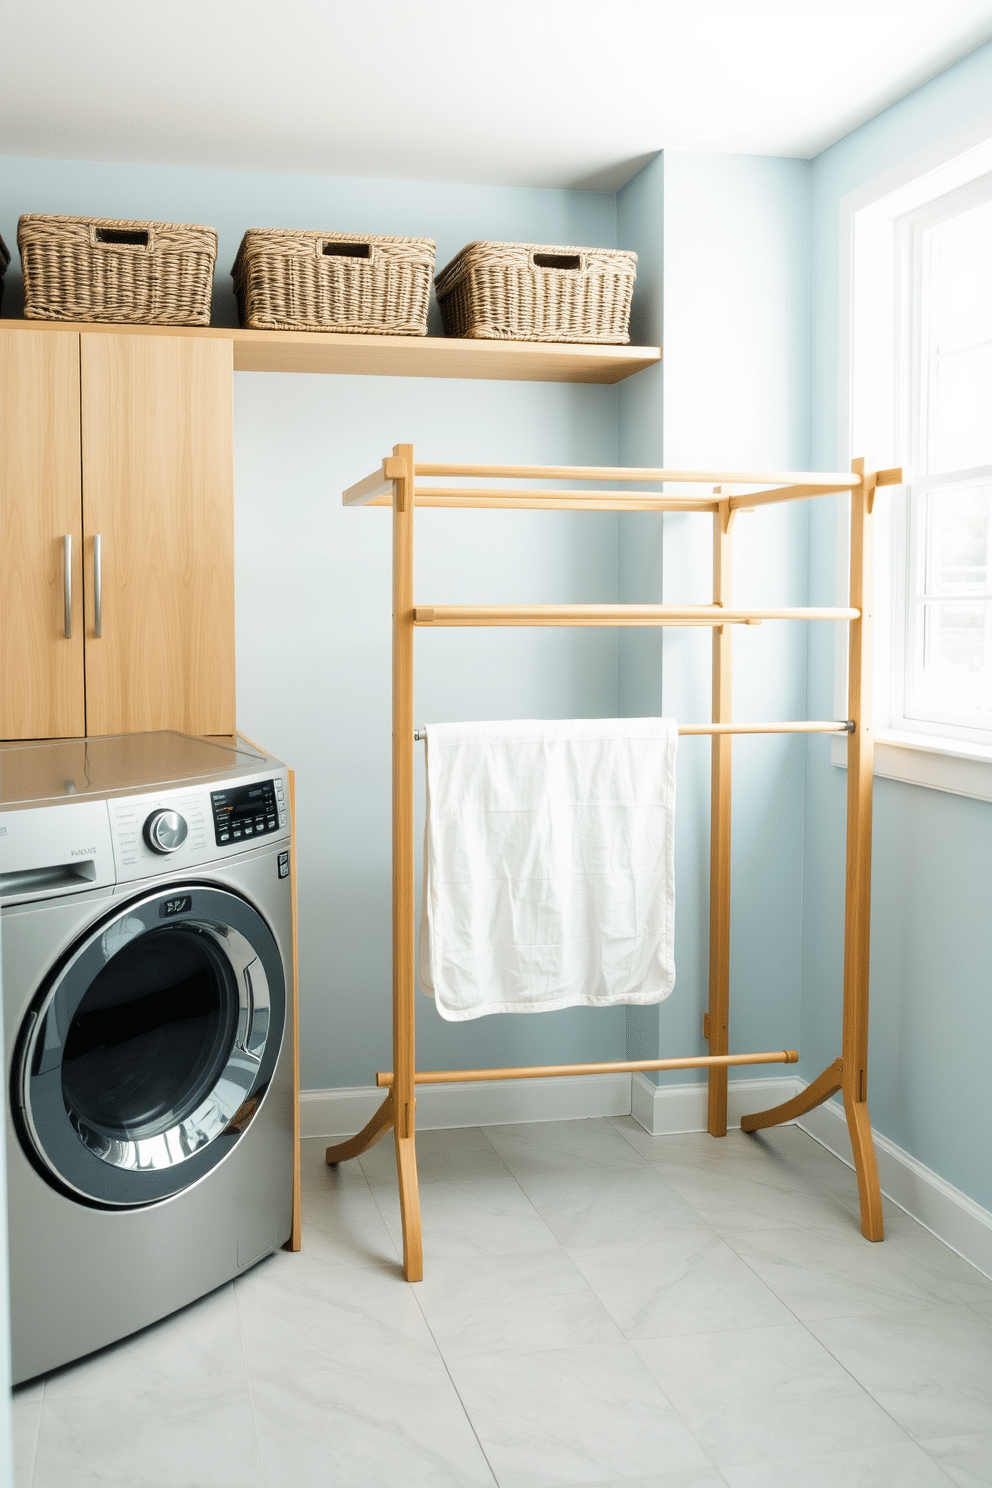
[62,534,72,639]
[93,534,102,638]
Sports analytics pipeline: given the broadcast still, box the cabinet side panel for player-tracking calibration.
[0,329,85,740]
[80,334,236,736]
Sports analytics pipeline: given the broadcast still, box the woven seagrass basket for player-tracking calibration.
[232,229,436,335]
[0,233,9,316]
[17,215,217,326]
[434,241,637,344]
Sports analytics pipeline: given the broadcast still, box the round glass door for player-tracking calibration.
[16,884,286,1208]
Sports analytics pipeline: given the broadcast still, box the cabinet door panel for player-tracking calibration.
[80,334,236,736]
[0,329,85,740]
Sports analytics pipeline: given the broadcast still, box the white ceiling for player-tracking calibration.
[3,1,992,191]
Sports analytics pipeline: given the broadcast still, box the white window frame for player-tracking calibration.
[833,115,992,802]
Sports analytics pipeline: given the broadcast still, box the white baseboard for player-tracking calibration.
[797,1094,992,1281]
[300,1072,631,1139]
[630,1072,801,1135]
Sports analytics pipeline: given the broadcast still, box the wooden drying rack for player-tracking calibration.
[325,445,903,1281]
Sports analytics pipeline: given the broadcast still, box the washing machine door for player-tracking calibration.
[15,883,286,1208]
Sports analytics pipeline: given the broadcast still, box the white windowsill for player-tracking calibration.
[830,729,992,802]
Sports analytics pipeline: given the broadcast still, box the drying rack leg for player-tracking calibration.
[395,1129,423,1281]
[843,1083,884,1241]
[739,1056,883,1239]
[742,461,884,1244]
[740,1057,842,1131]
[392,443,424,1281]
[325,1092,395,1165]
[707,497,733,1138]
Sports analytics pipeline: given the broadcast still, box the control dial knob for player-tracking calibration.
[143,809,189,855]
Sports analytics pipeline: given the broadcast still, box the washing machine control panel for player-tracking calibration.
[210,778,287,846]
[107,769,290,882]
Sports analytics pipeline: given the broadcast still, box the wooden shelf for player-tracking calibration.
[0,319,660,384]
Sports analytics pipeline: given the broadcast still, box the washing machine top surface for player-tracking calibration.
[0,731,267,807]
[0,733,291,906]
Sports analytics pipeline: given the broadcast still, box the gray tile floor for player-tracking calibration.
[11,1119,992,1487]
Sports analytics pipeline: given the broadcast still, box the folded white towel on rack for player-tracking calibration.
[419,717,677,1021]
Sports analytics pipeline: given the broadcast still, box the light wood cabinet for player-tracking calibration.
[0,328,236,740]
[0,330,86,738]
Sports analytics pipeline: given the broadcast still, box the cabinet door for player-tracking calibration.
[0,329,85,740]
[80,334,236,736]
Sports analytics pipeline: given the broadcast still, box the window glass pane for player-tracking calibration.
[925,487,989,595]
[923,602,987,673]
[931,210,992,353]
[933,344,992,472]
[916,601,992,724]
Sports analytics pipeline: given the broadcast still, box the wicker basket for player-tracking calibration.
[232,229,436,335]
[434,241,637,344]
[17,215,217,326]
[0,232,9,316]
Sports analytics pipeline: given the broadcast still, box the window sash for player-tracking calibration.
[891,175,992,746]
[901,470,992,738]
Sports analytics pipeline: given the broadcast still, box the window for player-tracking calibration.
[897,180,992,744]
[837,123,992,799]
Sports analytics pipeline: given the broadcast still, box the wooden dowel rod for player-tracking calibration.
[404,491,720,511]
[680,720,854,734]
[414,462,860,488]
[413,721,853,740]
[376,1049,799,1086]
[413,604,858,627]
[410,494,722,511]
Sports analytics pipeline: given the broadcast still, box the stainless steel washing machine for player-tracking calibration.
[0,731,295,1384]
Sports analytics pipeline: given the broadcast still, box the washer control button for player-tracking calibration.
[143,809,189,855]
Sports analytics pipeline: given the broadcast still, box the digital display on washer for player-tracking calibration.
[210,778,283,845]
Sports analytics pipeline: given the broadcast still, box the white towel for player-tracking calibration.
[419,718,677,1021]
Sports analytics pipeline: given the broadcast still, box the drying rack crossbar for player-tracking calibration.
[376,1049,799,1086]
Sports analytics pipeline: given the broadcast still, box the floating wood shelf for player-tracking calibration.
[0,318,660,384]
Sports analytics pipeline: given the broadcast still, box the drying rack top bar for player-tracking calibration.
[413,462,861,486]
[342,457,902,510]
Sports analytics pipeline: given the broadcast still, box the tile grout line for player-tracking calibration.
[402,1135,503,1488]
[917,1434,989,1486]
[232,1278,271,1488]
[530,1123,940,1477]
[477,1120,574,1242]
[23,1386,44,1488]
[665,1144,960,1461]
[481,1120,745,1484]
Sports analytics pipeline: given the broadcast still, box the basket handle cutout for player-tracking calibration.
[533,252,581,271]
[95,227,150,247]
[323,241,371,259]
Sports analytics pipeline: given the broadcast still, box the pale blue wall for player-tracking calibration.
[803,41,992,1208]
[617,150,813,1083]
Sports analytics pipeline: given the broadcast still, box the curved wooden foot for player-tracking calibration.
[844,1089,885,1241]
[325,1093,394,1166]
[395,1130,423,1281]
[740,1058,843,1133]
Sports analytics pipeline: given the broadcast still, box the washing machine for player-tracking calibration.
[0,731,295,1384]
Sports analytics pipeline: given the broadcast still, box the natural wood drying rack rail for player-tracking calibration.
[326,447,903,1281]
